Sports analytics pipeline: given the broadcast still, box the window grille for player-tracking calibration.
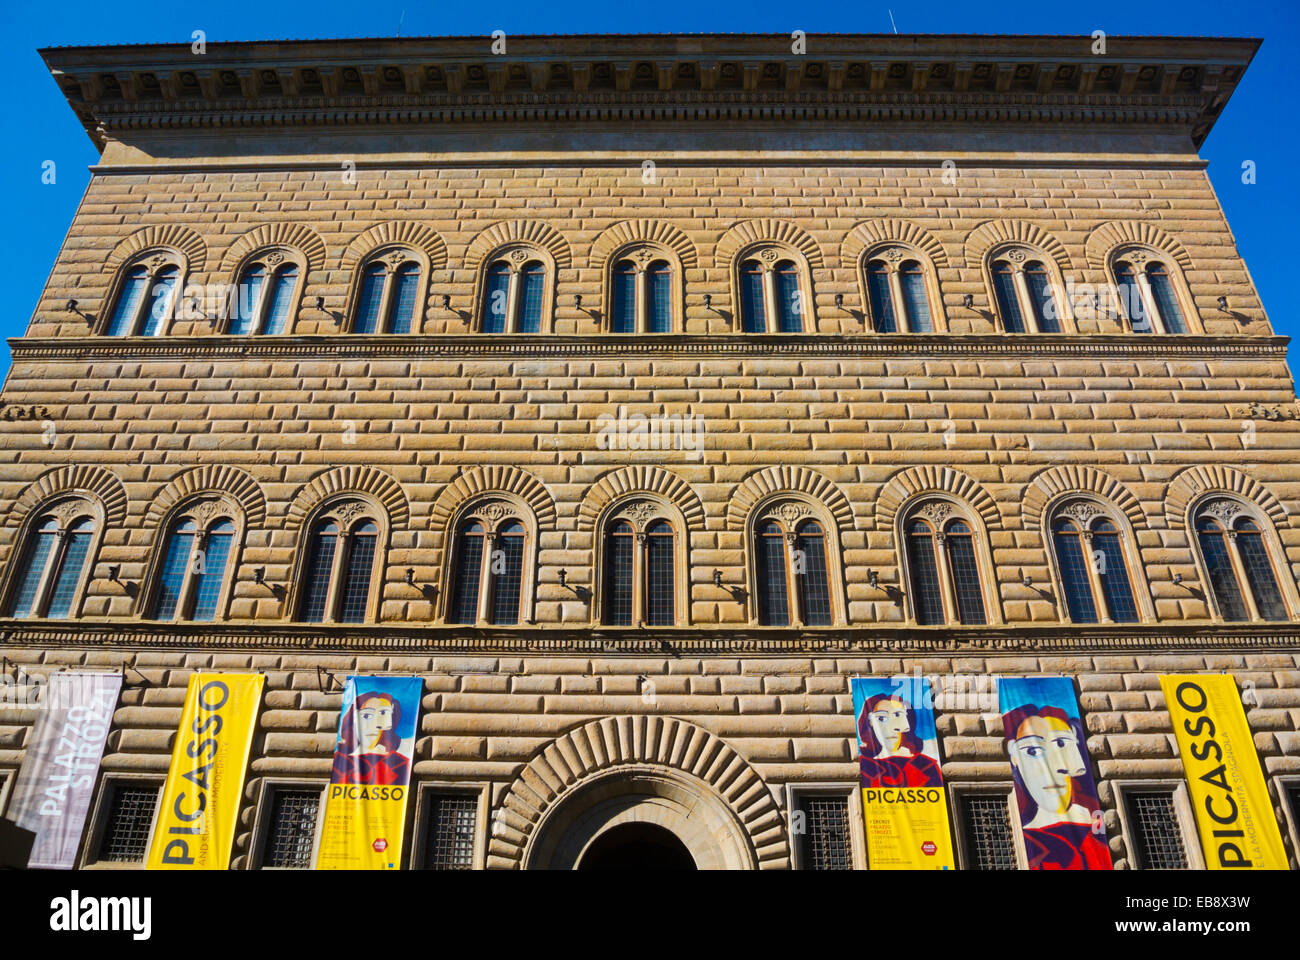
[1125,791,1189,869]
[796,795,852,870]
[422,793,477,870]
[262,789,321,869]
[960,794,1018,870]
[97,784,160,863]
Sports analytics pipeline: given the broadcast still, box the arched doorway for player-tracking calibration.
[578,822,697,870]
[524,768,757,869]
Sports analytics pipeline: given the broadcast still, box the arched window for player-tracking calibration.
[989,249,1066,334]
[478,251,551,334]
[605,251,678,334]
[350,252,424,334]
[105,256,182,337]
[862,250,938,333]
[149,506,238,622]
[446,505,532,626]
[6,506,98,620]
[750,506,838,627]
[1110,251,1191,334]
[1049,504,1140,624]
[736,249,813,333]
[597,500,685,627]
[1194,501,1289,622]
[229,251,302,336]
[296,502,383,624]
[902,503,990,625]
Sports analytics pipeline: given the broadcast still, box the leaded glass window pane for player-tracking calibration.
[388,262,419,334]
[906,520,945,626]
[107,267,148,336]
[482,263,511,333]
[298,523,338,623]
[191,521,234,623]
[1115,261,1147,332]
[1024,262,1060,333]
[647,262,671,333]
[139,267,179,337]
[866,261,896,334]
[946,521,987,625]
[645,521,675,627]
[775,261,801,333]
[45,521,92,619]
[740,261,765,333]
[337,524,376,624]
[1093,521,1139,623]
[152,523,196,621]
[611,261,636,333]
[261,266,297,336]
[900,261,932,332]
[756,521,790,627]
[489,522,524,626]
[1053,519,1098,624]
[353,264,386,335]
[230,265,265,336]
[797,521,832,626]
[1147,264,1187,334]
[1235,518,1286,621]
[1197,518,1248,621]
[518,263,544,333]
[9,522,55,618]
[449,523,484,625]
[604,522,634,626]
[993,262,1025,333]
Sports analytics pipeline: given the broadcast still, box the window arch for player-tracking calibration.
[226,248,305,336]
[604,245,682,334]
[477,246,554,334]
[145,499,241,623]
[746,500,842,627]
[103,251,185,337]
[594,498,688,627]
[1108,247,1195,335]
[899,500,998,626]
[1046,500,1145,625]
[443,497,538,626]
[733,246,814,334]
[1192,499,1291,623]
[294,500,386,624]
[4,499,101,620]
[986,246,1070,334]
[347,247,429,334]
[860,245,942,333]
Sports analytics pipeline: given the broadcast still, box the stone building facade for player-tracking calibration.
[0,32,1297,869]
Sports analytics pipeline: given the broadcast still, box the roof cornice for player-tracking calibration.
[38,32,1260,152]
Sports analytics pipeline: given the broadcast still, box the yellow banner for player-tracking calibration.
[147,673,264,870]
[862,786,956,870]
[1160,674,1287,870]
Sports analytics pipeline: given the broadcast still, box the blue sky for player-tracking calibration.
[1,0,1295,370]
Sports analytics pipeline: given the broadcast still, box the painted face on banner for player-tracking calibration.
[868,697,912,755]
[355,695,396,753]
[1009,715,1086,816]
